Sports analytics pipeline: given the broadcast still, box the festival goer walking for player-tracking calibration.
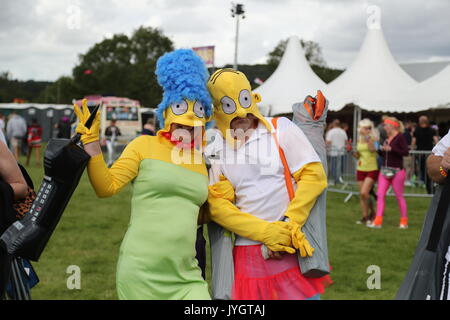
[353,119,379,225]
[413,115,438,194]
[26,118,42,166]
[6,112,27,161]
[104,119,122,167]
[368,117,409,229]
[55,116,72,139]
[326,119,348,185]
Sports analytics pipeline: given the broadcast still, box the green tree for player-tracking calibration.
[72,26,174,107]
[0,71,51,102]
[73,34,133,98]
[267,38,326,68]
[127,26,174,108]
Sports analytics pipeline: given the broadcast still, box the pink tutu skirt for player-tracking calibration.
[232,245,332,300]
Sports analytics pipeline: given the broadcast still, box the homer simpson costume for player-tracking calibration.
[206,69,330,300]
[74,49,212,300]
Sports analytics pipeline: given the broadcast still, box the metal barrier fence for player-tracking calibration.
[326,147,435,202]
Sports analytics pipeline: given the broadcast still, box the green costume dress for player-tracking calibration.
[87,135,210,300]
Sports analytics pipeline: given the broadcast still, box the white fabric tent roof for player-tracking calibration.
[254,35,326,116]
[323,26,420,112]
[408,64,450,109]
[400,61,450,82]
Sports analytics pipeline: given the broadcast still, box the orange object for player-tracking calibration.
[271,118,295,200]
[400,217,408,227]
[303,90,327,121]
[384,118,400,128]
[303,96,315,119]
[439,166,448,178]
[372,216,383,226]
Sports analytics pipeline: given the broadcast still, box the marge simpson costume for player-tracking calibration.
[206,69,329,300]
[74,49,212,300]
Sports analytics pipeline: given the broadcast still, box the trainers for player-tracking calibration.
[367,216,382,229]
[399,218,408,229]
[356,217,368,225]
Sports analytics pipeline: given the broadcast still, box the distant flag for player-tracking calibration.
[84,69,93,75]
[254,77,264,86]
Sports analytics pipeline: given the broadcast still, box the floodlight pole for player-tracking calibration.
[234,14,240,70]
[231,3,245,70]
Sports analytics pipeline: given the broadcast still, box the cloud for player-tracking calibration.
[0,0,449,81]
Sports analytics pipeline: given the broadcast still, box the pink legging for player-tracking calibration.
[376,169,408,218]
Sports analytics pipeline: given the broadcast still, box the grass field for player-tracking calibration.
[18,153,431,300]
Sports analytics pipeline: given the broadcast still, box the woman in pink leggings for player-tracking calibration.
[368,117,409,229]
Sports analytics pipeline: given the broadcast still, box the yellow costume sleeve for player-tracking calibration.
[208,175,295,254]
[87,138,143,198]
[286,161,327,224]
[283,161,327,257]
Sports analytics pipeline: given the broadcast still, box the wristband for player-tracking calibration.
[439,166,448,178]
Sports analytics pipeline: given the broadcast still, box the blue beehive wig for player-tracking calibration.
[155,49,213,129]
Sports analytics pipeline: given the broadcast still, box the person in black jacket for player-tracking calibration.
[413,116,439,194]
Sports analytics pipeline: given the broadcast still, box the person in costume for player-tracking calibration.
[73,49,212,300]
[205,69,330,300]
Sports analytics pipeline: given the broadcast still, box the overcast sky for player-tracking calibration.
[1,0,449,81]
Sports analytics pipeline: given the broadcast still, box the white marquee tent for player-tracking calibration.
[254,35,326,116]
[408,64,450,109]
[323,24,420,113]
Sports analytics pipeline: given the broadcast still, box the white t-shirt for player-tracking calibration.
[326,127,348,156]
[206,117,321,246]
[0,128,6,145]
[432,130,450,156]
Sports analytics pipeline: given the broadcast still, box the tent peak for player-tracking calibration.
[254,34,325,116]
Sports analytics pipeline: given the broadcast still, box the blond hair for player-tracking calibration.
[358,118,379,142]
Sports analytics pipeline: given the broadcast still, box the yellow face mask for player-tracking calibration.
[161,99,211,132]
[159,99,212,148]
[207,69,271,141]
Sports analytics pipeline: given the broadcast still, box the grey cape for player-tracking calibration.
[292,99,330,278]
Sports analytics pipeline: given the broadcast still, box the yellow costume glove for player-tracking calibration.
[282,221,315,257]
[283,162,327,257]
[208,175,295,254]
[73,98,101,145]
[210,175,235,202]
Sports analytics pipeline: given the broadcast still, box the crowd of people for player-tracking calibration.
[0,112,43,166]
[324,115,447,229]
[0,111,155,168]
